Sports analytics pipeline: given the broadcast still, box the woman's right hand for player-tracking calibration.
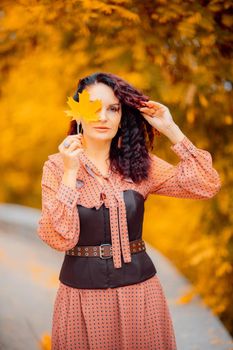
[58,134,84,172]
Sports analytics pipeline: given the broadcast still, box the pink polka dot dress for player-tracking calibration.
[37,135,221,350]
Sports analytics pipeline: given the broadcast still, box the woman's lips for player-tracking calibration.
[94,127,110,131]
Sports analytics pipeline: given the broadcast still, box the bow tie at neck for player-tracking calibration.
[78,150,132,269]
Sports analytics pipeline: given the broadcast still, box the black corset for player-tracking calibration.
[59,190,157,289]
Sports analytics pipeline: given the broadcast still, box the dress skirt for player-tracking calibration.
[51,274,177,350]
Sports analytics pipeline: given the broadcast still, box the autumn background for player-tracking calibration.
[0,0,232,344]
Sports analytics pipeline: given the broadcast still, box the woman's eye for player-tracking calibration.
[109,107,119,112]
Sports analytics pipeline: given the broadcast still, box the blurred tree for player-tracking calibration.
[0,0,232,335]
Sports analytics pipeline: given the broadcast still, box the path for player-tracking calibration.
[0,204,232,350]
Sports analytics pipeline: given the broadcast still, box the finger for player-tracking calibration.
[67,134,83,141]
[61,134,82,147]
[59,134,83,150]
[72,135,84,144]
[68,140,82,152]
[148,101,167,110]
[58,142,68,152]
[60,136,73,146]
[140,105,164,116]
[139,101,149,107]
[143,100,165,108]
[70,147,84,156]
[139,107,155,116]
[75,134,84,145]
[139,107,152,111]
[139,101,154,108]
[76,134,84,141]
[142,103,163,111]
[141,111,155,118]
[59,140,72,152]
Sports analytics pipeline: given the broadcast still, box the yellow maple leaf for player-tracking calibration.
[64,89,102,123]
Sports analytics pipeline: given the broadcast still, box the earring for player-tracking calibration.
[117,135,122,148]
[117,126,122,149]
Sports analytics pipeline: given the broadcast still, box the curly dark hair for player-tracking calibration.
[67,72,161,183]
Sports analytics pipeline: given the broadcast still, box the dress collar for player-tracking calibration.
[79,150,112,179]
[78,149,132,269]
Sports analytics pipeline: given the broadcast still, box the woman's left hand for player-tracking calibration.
[139,100,175,134]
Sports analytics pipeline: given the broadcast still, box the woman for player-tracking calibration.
[37,72,221,349]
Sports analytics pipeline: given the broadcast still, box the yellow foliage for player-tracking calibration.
[200,34,216,46]
[215,262,232,277]
[221,15,233,27]
[94,46,126,65]
[208,3,224,12]
[186,13,202,25]
[154,55,164,66]
[224,115,233,125]
[183,84,197,106]
[218,190,231,215]
[176,288,197,304]
[38,333,51,350]
[0,0,232,337]
[159,82,188,104]
[199,16,215,31]
[198,94,209,107]
[189,247,215,266]
[151,4,183,23]
[177,21,196,38]
[144,193,233,332]
[124,71,151,90]
[1,5,34,30]
[186,108,195,124]
[110,5,140,23]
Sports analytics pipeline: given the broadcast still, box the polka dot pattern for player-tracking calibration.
[37,135,221,349]
[37,135,221,255]
[51,274,177,350]
[78,150,131,269]
[37,160,81,251]
[139,135,222,200]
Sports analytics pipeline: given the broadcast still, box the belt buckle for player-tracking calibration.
[99,243,112,259]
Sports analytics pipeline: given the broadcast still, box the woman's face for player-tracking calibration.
[80,82,122,142]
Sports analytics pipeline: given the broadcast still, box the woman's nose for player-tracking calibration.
[98,108,107,121]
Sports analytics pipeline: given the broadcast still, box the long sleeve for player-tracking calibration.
[37,159,81,251]
[147,135,222,199]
